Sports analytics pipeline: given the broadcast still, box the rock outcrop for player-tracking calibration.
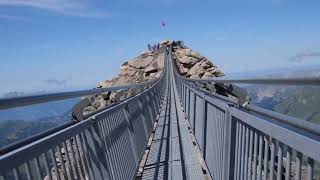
[82,40,223,116]
[170,42,224,79]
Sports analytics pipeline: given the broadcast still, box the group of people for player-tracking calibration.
[147,43,160,51]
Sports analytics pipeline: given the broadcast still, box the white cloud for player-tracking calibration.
[0,0,110,18]
[45,79,67,86]
[289,50,320,63]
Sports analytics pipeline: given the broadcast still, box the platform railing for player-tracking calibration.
[0,54,168,180]
[171,52,320,180]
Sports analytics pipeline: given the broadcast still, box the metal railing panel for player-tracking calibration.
[140,94,153,131]
[230,112,320,180]
[189,91,196,130]
[229,107,320,162]
[0,120,91,172]
[127,98,149,159]
[94,106,136,180]
[194,94,205,151]
[204,102,228,180]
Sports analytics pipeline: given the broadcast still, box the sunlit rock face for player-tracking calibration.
[171,41,224,79]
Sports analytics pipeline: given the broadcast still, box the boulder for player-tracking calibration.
[160,40,174,46]
[213,69,224,77]
[155,55,165,69]
[145,61,159,74]
[186,50,204,60]
[128,56,154,69]
[140,50,151,58]
[83,106,96,116]
[172,44,224,79]
[97,80,114,88]
[110,90,127,103]
[119,65,139,77]
[176,62,189,75]
[199,58,214,69]
[175,48,191,58]
[178,56,199,66]
[202,71,214,78]
[187,62,206,78]
[96,96,108,108]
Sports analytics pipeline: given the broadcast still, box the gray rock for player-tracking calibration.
[83,106,96,116]
[186,50,204,60]
[178,56,199,65]
[187,62,206,78]
[128,56,154,69]
[199,58,214,69]
[140,50,151,58]
[145,60,159,73]
[176,62,189,75]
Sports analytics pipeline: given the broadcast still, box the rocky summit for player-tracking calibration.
[82,40,224,116]
[171,41,224,79]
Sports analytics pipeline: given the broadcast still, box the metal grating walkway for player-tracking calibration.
[140,62,210,180]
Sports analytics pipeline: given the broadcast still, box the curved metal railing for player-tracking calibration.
[171,50,320,180]
[0,81,157,156]
[0,80,157,110]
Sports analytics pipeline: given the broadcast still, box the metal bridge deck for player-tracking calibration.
[140,66,210,180]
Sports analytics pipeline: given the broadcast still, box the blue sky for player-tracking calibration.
[1,0,320,95]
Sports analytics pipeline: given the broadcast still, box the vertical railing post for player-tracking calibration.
[193,92,196,132]
[202,94,208,158]
[183,84,186,110]
[187,88,191,121]
[225,107,236,180]
[182,83,185,108]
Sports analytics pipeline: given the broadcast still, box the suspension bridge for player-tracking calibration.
[0,47,319,180]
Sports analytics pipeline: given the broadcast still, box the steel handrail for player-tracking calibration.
[0,121,75,156]
[184,77,320,86]
[0,80,156,110]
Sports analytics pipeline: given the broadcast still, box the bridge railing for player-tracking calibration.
[171,54,320,180]
[0,55,168,180]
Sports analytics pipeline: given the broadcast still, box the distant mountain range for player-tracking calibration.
[247,85,320,124]
[0,98,79,122]
[230,65,320,124]
[0,114,70,147]
[0,92,80,147]
[226,64,320,79]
